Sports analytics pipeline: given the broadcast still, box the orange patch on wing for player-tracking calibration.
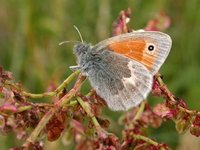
[108,39,156,70]
[108,40,146,61]
[141,53,156,70]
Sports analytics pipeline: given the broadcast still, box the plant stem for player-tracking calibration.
[22,74,85,149]
[17,105,32,112]
[66,100,78,106]
[86,89,95,97]
[133,134,167,150]
[133,134,170,150]
[133,101,146,121]
[155,73,200,116]
[22,70,81,99]
[23,108,56,149]
[22,91,55,99]
[76,97,93,117]
[92,116,100,128]
[55,70,81,93]
[155,73,176,102]
[178,105,200,115]
[133,134,159,146]
[127,101,146,129]
[76,96,100,129]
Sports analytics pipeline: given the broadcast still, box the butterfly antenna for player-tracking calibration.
[73,25,84,43]
[59,25,83,46]
[58,40,79,46]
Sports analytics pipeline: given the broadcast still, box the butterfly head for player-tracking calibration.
[73,42,91,56]
[73,42,94,74]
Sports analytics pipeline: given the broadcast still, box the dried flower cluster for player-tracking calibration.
[0,8,199,150]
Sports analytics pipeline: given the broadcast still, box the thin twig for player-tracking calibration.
[22,74,86,149]
[133,101,146,121]
[155,73,200,116]
[76,96,101,129]
[127,101,146,129]
[17,105,32,112]
[132,134,159,146]
[22,70,81,99]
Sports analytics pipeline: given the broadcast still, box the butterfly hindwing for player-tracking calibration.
[87,50,152,111]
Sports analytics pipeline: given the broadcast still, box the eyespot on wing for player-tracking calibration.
[101,31,172,74]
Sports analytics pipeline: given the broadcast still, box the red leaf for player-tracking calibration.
[190,115,200,137]
[153,103,175,119]
[112,8,131,35]
[190,124,200,137]
[145,11,170,31]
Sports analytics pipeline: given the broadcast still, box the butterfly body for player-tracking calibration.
[73,31,172,111]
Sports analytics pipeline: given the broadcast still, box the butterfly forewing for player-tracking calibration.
[94,31,172,75]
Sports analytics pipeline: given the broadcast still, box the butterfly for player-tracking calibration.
[73,31,172,111]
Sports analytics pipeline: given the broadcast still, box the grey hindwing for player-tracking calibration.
[87,49,153,111]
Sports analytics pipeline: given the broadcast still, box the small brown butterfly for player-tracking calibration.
[73,30,172,111]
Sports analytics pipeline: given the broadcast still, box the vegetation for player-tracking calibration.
[0,1,200,150]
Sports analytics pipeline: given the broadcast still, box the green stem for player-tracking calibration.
[86,89,95,97]
[127,101,145,129]
[133,134,166,150]
[22,74,85,148]
[133,134,159,146]
[76,96,100,129]
[66,100,78,106]
[22,70,81,99]
[17,105,32,112]
[92,116,100,128]
[133,101,145,121]
[22,91,55,99]
[178,105,200,115]
[55,70,80,93]
[76,97,93,117]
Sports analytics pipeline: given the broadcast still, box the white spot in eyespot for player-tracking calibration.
[122,61,136,86]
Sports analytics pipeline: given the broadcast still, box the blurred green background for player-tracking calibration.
[0,0,200,149]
